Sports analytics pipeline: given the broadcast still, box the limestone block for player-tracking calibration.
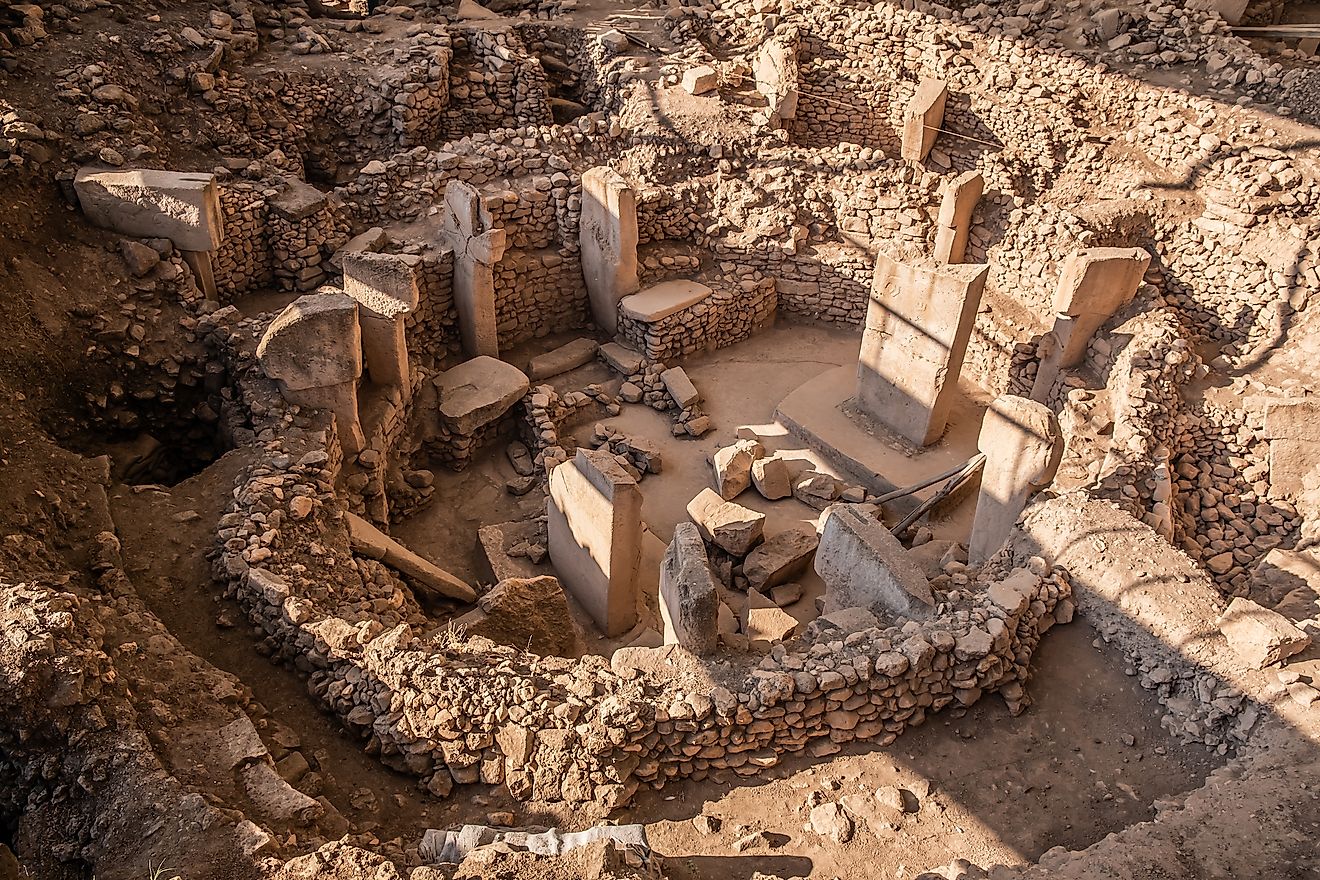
[661,366,700,408]
[753,32,799,124]
[74,166,223,251]
[681,65,718,95]
[856,252,988,446]
[1217,597,1310,669]
[434,356,530,434]
[443,180,506,357]
[547,449,644,637]
[1049,247,1151,367]
[240,762,322,825]
[256,293,361,392]
[460,575,581,657]
[528,338,599,380]
[815,504,934,616]
[741,589,797,643]
[712,439,764,500]
[1262,398,1320,498]
[686,488,766,556]
[932,170,984,264]
[751,453,792,500]
[620,280,713,323]
[744,527,818,591]
[580,167,639,332]
[969,396,1063,565]
[599,342,643,376]
[900,79,948,162]
[342,251,421,318]
[660,522,720,656]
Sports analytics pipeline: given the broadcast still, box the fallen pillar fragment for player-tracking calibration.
[659,522,720,656]
[346,511,476,603]
[815,504,934,617]
[686,488,766,556]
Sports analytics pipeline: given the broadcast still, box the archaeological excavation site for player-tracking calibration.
[4,0,1320,876]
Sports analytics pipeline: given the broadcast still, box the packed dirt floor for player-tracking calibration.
[3,0,1320,878]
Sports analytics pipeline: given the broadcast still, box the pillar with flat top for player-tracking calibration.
[932,170,984,264]
[579,167,639,333]
[968,395,1063,565]
[547,448,643,637]
[442,181,507,358]
[256,292,366,457]
[1030,247,1150,401]
[856,251,989,447]
[343,250,421,399]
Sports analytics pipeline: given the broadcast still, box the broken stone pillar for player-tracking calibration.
[969,395,1063,565]
[1261,398,1320,498]
[74,166,225,297]
[856,252,989,446]
[659,522,720,656]
[579,167,639,333]
[753,29,799,128]
[547,448,643,637]
[1031,247,1150,401]
[900,78,948,163]
[256,293,366,456]
[442,180,507,358]
[932,170,984,264]
[343,251,421,398]
[815,504,934,617]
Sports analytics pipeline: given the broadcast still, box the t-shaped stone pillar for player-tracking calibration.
[856,252,989,447]
[442,181,507,358]
[901,78,948,163]
[547,448,643,637]
[932,170,984,264]
[1030,247,1150,401]
[968,395,1063,565]
[579,167,639,333]
[343,251,421,400]
[256,292,366,457]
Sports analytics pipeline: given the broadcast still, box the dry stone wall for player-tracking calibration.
[617,278,776,362]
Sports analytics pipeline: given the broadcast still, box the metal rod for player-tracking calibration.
[874,454,982,504]
[889,452,986,536]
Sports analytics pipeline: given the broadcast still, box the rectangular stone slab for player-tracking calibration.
[815,504,933,616]
[74,166,224,251]
[619,280,713,323]
[434,355,530,435]
[547,448,643,637]
[856,253,988,446]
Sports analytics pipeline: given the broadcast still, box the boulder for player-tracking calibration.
[1217,597,1310,669]
[751,453,792,500]
[458,576,581,657]
[686,488,766,556]
[712,439,764,500]
[434,356,530,435]
[743,527,818,591]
